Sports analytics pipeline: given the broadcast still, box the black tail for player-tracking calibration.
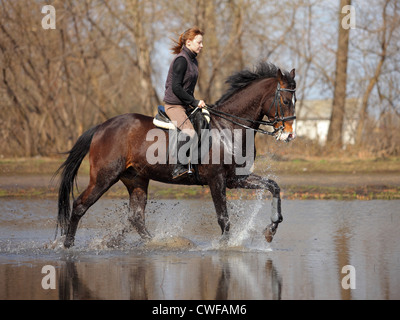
[55,125,99,237]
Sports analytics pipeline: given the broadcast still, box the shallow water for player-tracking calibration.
[0,199,399,300]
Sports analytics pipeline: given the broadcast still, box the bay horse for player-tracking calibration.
[56,62,296,248]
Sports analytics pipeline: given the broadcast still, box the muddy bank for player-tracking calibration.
[1,172,399,200]
[1,157,399,199]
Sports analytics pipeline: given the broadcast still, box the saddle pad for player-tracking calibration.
[153,116,176,130]
[153,106,210,130]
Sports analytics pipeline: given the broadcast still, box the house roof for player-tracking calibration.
[296,98,361,121]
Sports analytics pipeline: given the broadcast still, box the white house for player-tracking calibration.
[295,98,361,145]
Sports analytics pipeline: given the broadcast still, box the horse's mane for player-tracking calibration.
[215,62,294,105]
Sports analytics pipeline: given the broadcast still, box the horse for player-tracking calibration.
[56,62,296,248]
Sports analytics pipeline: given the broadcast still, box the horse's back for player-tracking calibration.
[93,112,154,138]
[98,112,152,129]
[89,113,155,165]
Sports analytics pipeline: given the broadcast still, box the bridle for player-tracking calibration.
[202,82,296,137]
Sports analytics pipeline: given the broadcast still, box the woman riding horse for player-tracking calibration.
[164,27,207,178]
[56,61,296,248]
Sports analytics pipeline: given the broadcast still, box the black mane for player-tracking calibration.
[216,62,294,105]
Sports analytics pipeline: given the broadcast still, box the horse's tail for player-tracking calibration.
[55,125,99,237]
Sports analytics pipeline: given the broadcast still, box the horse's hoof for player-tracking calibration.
[219,232,230,246]
[264,223,278,243]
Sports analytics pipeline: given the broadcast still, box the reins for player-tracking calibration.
[201,82,296,136]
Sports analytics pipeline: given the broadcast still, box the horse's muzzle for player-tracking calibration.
[286,132,297,142]
[275,131,297,142]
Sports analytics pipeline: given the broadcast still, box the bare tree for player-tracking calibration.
[355,0,398,146]
[0,0,161,156]
[1,0,400,157]
[326,0,351,150]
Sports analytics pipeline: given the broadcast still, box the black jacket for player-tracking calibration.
[163,46,199,108]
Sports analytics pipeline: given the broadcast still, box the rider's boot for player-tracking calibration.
[171,132,194,179]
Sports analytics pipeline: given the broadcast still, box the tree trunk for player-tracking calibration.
[326,0,351,150]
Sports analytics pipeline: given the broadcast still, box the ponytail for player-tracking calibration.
[170,27,204,54]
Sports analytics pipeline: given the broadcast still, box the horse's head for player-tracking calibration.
[263,68,297,142]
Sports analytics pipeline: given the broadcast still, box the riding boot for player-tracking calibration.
[171,132,194,179]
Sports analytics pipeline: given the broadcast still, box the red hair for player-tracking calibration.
[170,27,204,54]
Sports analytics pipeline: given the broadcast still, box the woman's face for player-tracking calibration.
[186,35,203,54]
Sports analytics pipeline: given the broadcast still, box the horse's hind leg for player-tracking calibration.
[64,170,121,248]
[121,176,152,240]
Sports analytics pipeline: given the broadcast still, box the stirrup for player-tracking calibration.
[187,161,193,174]
[172,162,193,179]
[172,166,189,179]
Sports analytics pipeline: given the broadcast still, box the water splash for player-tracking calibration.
[0,198,274,256]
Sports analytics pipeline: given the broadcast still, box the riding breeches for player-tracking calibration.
[164,104,195,137]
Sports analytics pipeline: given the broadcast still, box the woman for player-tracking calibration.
[163,27,206,178]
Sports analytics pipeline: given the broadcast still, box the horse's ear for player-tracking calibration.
[276,68,284,82]
[290,68,295,79]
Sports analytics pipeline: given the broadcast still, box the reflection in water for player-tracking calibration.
[334,212,352,300]
[266,259,282,300]
[59,260,97,300]
[0,199,399,299]
[55,253,282,300]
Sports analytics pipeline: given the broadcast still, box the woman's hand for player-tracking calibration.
[197,100,206,108]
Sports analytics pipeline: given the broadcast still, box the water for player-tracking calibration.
[0,199,399,299]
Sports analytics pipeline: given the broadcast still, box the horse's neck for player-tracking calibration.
[214,79,272,129]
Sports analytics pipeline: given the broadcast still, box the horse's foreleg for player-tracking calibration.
[228,174,282,242]
[208,174,230,236]
[122,177,152,240]
[262,179,282,242]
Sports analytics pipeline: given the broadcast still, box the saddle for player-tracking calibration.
[153,105,210,131]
